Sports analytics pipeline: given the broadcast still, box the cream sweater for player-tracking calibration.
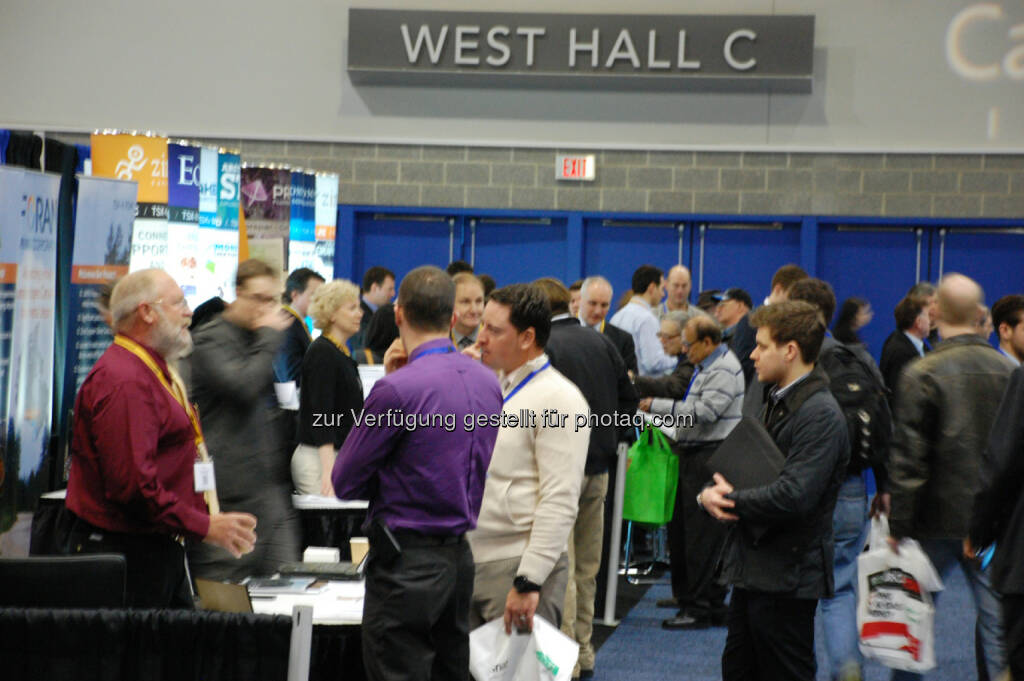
[468,353,591,584]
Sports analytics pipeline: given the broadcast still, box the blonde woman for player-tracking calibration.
[293,279,364,496]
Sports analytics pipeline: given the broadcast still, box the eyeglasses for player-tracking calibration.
[147,297,190,311]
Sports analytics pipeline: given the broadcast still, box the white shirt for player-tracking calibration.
[610,297,678,377]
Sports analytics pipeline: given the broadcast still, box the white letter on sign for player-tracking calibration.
[724,29,757,71]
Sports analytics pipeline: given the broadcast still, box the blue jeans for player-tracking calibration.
[820,473,870,679]
[891,538,1006,681]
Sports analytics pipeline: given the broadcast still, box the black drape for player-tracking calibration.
[44,138,81,489]
[5,131,43,169]
[0,608,292,681]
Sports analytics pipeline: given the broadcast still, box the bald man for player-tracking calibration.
[658,265,692,316]
[579,276,638,375]
[889,273,1015,681]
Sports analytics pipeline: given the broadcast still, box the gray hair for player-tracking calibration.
[580,275,612,300]
[661,307,706,331]
[110,269,162,331]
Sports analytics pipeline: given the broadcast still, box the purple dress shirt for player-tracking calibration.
[332,337,502,535]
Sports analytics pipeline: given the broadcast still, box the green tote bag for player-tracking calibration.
[622,425,678,525]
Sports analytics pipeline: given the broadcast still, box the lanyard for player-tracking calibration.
[113,335,220,513]
[598,320,605,333]
[283,305,312,341]
[683,366,700,399]
[411,345,455,362]
[503,361,550,404]
[324,333,351,356]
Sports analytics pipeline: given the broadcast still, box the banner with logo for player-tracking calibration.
[288,171,317,274]
[242,166,291,273]
[0,168,59,556]
[167,143,201,305]
[313,173,338,281]
[62,176,137,447]
[196,148,240,304]
[0,167,22,512]
[90,133,169,273]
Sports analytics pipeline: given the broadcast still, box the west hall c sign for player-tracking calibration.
[347,10,815,93]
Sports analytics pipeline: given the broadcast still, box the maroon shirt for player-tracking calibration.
[67,339,210,540]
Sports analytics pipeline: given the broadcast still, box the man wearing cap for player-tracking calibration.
[714,288,756,385]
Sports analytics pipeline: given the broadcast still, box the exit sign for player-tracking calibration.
[556,154,596,181]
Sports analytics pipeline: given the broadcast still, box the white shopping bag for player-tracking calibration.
[856,515,944,673]
[469,615,579,681]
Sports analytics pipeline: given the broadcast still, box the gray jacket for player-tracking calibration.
[650,345,744,445]
[890,334,1015,540]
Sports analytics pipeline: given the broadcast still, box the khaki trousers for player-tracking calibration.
[470,553,570,631]
[561,472,608,673]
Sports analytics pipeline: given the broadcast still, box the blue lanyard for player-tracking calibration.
[503,361,550,404]
[410,345,455,362]
[683,366,700,399]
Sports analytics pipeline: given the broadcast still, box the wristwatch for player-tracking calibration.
[696,490,705,510]
[513,575,542,594]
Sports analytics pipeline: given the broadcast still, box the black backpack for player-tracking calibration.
[818,342,893,474]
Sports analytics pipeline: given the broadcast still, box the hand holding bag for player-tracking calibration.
[857,515,944,672]
[469,615,579,681]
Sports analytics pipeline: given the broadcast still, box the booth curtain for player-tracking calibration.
[0,608,292,681]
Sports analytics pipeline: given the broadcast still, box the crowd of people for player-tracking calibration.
[63,256,1024,681]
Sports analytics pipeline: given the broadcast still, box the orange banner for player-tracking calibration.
[90,133,168,204]
[315,225,336,241]
[0,263,16,284]
[71,264,129,285]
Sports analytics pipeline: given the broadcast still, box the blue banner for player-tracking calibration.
[1,167,60,555]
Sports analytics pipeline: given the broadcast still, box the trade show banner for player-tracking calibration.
[288,171,317,274]
[313,173,338,282]
[90,132,169,273]
[241,165,291,273]
[196,148,239,304]
[166,142,201,304]
[0,167,22,513]
[62,176,136,444]
[0,168,59,556]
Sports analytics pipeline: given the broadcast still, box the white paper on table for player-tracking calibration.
[274,381,299,409]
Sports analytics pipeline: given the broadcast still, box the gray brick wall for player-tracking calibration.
[49,133,1023,218]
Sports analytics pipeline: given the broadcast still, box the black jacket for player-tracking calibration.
[970,366,1024,594]
[726,313,757,386]
[272,312,312,386]
[889,334,1015,540]
[633,354,695,399]
[602,322,638,376]
[546,317,638,475]
[879,329,923,404]
[718,365,850,598]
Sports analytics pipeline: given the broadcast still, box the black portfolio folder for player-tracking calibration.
[706,415,786,490]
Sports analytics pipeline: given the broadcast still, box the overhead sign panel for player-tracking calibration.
[348,10,814,92]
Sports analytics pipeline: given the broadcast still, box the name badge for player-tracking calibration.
[194,462,216,492]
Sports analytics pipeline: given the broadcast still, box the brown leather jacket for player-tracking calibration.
[889,334,1016,540]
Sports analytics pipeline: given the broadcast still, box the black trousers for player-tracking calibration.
[722,588,818,681]
[362,533,473,681]
[1005,593,1024,680]
[66,514,193,608]
[667,442,728,616]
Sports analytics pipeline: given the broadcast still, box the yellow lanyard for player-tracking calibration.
[113,335,220,513]
[599,320,605,333]
[323,333,351,356]
[283,305,312,341]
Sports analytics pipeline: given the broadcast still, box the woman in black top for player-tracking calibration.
[292,279,364,496]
